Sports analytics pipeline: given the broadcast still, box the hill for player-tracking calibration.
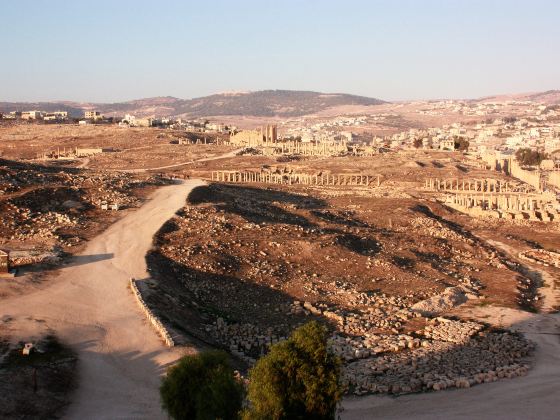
[0,90,385,119]
[476,90,560,105]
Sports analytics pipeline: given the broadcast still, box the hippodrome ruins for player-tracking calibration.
[1,92,560,418]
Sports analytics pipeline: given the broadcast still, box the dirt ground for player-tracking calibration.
[1,123,559,417]
[0,123,231,170]
[0,333,77,419]
[145,150,558,397]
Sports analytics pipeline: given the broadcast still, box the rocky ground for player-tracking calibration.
[0,158,173,302]
[146,180,540,395]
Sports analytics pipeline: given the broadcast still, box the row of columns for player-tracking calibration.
[425,178,512,193]
[211,171,380,187]
[445,193,557,221]
[262,141,348,156]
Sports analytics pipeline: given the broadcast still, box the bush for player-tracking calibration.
[454,137,469,151]
[242,321,342,420]
[515,148,548,166]
[160,350,244,420]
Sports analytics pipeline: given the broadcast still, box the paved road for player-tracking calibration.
[2,179,205,419]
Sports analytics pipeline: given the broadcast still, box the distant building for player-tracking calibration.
[85,111,103,121]
[229,129,263,146]
[122,114,152,127]
[8,111,22,119]
[439,138,456,151]
[44,111,68,122]
[21,110,43,120]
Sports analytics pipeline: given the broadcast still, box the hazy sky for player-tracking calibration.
[1,0,558,102]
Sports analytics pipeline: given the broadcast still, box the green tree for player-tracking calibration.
[453,136,470,151]
[243,321,342,420]
[515,148,548,166]
[160,350,244,420]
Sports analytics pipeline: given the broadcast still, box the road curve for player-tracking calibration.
[2,179,205,419]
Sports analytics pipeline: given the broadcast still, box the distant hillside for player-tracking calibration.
[0,90,386,119]
[172,90,385,117]
[476,90,560,105]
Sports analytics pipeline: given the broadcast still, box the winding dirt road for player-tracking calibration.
[341,310,560,420]
[341,243,560,420]
[2,179,204,419]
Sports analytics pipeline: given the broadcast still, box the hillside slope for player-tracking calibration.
[0,90,386,118]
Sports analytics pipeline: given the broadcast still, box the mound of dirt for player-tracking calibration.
[411,287,469,316]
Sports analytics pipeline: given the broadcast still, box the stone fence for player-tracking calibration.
[129,278,174,347]
[211,171,380,187]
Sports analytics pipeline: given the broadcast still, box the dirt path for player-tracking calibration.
[341,309,560,420]
[1,179,204,419]
[118,148,242,173]
[484,238,558,312]
[76,157,90,168]
[342,237,560,419]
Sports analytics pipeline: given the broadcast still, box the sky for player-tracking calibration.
[1,0,559,102]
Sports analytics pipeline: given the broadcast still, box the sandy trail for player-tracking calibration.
[342,237,560,420]
[1,179,205,419]
[119,148,242,173]
[341,309,560,420]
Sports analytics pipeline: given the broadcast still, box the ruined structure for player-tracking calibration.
[444,192,558,221]
[480,153,544,192]
[261,140,348,156]
[509,158,543,191]
[211,170,380,187]
[229,124,278,147]
[549,171,560,190]
[229,126,348,156]
[425,178,516,193]
[426,175,559,221]
[0,250,9,274]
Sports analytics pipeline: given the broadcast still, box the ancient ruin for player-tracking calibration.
[0,250,9,274]
[211,170,380,186]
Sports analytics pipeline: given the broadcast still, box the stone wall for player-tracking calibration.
[129,278,174,347]
[508,158,542,191]
[549,171,560,190]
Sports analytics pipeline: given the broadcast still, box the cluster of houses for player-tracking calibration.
[1,110,69,122]
[415,100,558,118]
[377,118,560,155]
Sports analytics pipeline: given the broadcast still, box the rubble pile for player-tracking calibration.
[344,326,533,395]
[148,183,536,396]
[206,318,287,364]
[519,249,560,268]
[0,160,168,247]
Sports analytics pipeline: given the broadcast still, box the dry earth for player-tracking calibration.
[0,126,559,418]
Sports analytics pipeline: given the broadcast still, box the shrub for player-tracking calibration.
[453,137,470,151]
[515,148,548,166]
[242,321,342,420]
[160,350,244,420]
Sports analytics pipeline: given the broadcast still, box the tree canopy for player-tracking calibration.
[242,321,342,420]
[515,148,548,166]
[160,350,244,420]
